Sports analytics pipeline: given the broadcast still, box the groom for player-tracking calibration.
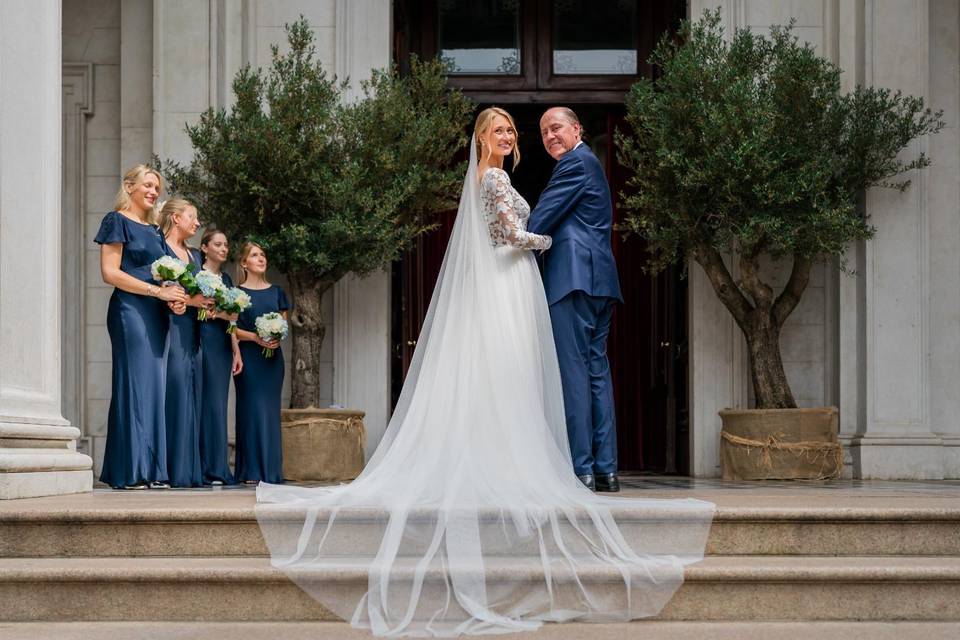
[529,107,623,492]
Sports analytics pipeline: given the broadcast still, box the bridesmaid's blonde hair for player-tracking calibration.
[236,241,265,285]
[157,198,195,237]
[114,164,164,224]
[474,107,521,168]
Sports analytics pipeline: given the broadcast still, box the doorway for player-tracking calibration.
[392,0,688,474]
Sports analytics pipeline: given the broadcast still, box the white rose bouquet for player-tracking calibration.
[150,256,187,284]
[254,311,288,358]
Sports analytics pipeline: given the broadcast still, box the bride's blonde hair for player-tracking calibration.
[473,107,521,168]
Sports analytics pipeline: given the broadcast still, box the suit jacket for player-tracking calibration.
[528,143,623,306]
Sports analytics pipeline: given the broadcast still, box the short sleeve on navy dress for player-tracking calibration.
[94,211,131,245]
[277,287,291,311]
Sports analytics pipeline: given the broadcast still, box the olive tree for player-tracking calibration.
[617,11,943,408]
[164,19,473,407]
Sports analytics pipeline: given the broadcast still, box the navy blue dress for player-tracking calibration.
[95,211,171,488]
[199,269,235,484]
[234,284,290,483]
[163,247,204,487]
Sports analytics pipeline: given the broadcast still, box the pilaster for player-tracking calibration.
[332,0,392,457]
[851,0,944,478]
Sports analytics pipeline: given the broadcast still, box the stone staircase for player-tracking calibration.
[1,488,959,637]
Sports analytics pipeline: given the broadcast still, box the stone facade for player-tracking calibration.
[0,0,956,499]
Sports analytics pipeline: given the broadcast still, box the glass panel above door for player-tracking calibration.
[438,0,522,75]
[553,0,638,75]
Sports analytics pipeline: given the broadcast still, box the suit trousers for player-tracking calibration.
[549,290,618,476]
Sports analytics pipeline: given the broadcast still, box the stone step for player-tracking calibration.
[1,555,959,622]
[3,503,959,557]
[2,621,959,640]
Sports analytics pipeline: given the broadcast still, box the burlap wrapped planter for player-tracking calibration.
[719,407,842,481]
[281,408,366,482]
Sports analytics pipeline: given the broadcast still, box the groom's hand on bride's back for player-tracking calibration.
[528,156,586,237]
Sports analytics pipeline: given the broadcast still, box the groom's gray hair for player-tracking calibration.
[555,107,581,126]
[549,106,584,138]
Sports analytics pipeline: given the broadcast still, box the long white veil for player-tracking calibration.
[255,142,715,636]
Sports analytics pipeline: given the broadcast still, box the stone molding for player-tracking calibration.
[61,61,94,452]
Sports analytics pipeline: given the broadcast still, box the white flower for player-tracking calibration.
[255,311,289,341]
[150,255,187,282]
[233,290,252,310]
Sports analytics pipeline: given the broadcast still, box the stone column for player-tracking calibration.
[0,0,93,499]
[332,0,392,458]
[850,0,944,478]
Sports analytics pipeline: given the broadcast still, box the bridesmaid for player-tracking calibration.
[159,198,208,488]
[233,242,290,484]
[199,228,243,485]
[96,165,188,489]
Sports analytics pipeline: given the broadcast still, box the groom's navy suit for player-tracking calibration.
[529,142,623,477]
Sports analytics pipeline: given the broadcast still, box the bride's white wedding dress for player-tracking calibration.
[255,144,715,637]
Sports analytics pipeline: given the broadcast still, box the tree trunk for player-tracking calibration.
[693,245,812,410]
[286,271,334,409]
[745,315,796,408]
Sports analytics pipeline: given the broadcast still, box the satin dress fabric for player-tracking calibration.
[233,284,290,483]
[198,269,236,484]
[94,211,172,488]
[163,247,204,487]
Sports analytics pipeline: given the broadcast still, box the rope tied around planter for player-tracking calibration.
[720,430,843,480]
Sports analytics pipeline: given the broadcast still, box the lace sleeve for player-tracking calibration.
[481,169,552,251]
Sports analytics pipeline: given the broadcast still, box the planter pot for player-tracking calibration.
[719,407,841,481]
[281,408,366,482]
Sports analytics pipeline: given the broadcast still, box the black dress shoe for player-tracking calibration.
[578,474,595,491]
[595,473,620,492]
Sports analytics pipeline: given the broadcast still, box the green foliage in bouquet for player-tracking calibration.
[162,18,473,407]
[617,10,944,409]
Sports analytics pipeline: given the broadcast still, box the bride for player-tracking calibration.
[255,107,715,637]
